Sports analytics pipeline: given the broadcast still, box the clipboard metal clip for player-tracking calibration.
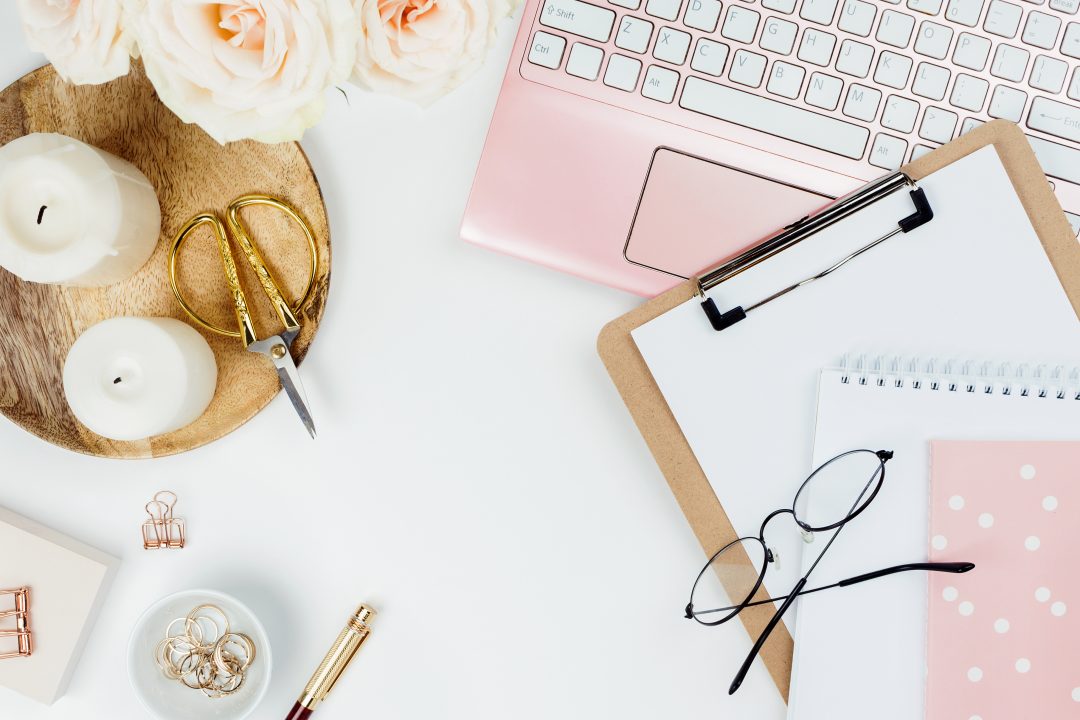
[696,171,934,332]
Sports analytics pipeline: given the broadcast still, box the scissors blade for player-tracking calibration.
[248,335,316,439]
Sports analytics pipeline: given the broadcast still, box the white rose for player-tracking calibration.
[17,0,134,85]
[127,1,358,144]
[351,0,517,104]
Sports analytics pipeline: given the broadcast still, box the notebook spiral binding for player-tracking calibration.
[837,355,1080,401]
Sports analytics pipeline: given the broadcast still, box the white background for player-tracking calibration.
[0,7,785,720]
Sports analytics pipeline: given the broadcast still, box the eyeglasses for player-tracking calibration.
[685,449,974,695]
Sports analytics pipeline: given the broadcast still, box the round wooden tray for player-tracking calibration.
[0,63,332,458]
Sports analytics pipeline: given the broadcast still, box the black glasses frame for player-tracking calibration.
[685,449,975,695]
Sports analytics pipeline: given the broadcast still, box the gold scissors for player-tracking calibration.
[168,194,319,438]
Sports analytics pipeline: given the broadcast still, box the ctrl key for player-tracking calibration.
[529,31,566,69]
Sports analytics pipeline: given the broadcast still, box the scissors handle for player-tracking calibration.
[225,197,304,339]
[169,213,258,344]
[167,195,319,346]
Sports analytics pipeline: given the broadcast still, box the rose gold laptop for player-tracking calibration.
[463,0,1080,296]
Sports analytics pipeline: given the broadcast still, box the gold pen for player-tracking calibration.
[285,604,376,720]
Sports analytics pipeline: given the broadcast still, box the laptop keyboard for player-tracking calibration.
[524,0,1080,190]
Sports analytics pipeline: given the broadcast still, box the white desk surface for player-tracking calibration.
[0,8,784,720]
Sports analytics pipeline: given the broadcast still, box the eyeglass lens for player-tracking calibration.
[792,450,885,532]
[689,538,767,624]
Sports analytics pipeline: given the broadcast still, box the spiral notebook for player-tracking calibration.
[789,359,1080,720]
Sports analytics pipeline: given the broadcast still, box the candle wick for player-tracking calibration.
[113,377,122,384]
[37,206,46,225]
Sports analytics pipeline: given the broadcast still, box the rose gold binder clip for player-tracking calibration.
[0,587,32,659]
[143,491,186,550]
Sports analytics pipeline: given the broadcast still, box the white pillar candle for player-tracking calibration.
[0,133,160,286]
[63,317,217,441]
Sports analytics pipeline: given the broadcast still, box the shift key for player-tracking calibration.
[1028,97,1080,144]
[540,0,616,42]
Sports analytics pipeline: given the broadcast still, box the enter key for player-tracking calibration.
[1028,96,1080,143]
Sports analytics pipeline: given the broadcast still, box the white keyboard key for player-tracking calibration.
[843,83,882,120]
[760,17,799,54]
[907,0,944,13]
[1022,11,1061,49]
[869,133,909,170]
[949,73,989,110]
[882,94,921,131]
[690,38,730,75]
[953,32,991,69]
[990,44,1029,80]
[877,10,916,47]
[1071,67,1080,100]
[914,21,954,59]
[541,0,616,41]
[604,53,642,90]
[566,42,604,78]
[988,84,1028,120]
[805,71,844,109]
[645,0,682,21]
[642,64,680,101]
[722,5,761,42]
[654,27,692,64]
[679,76,870,158]
[874,51,914,88]
[836,40,875,77]
[801,0,839,24]
[984,0,1022,37]
[684,0,722,31]
[798,28,837,65]
[911,143,935,160]
[729,48,768,86]
[919,106,958,142]
[529,31,566,68]
[945,0,985,25]
[1065,23,1080,59]
[611,0,640,8]
[767,60,806,97]
[1028,96,1080,143]
[762,0,798,12]
[1051,0,1079,12]
[616,16,654,52]
[1026,134,1080,184]
[1030,54,1069,92]
[912,62,951,99]
[838,0,877,36]
[961,116,986,134]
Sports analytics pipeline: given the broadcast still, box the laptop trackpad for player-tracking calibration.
[625,148,834,279]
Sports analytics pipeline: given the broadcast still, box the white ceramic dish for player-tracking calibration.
[127,589,272,720]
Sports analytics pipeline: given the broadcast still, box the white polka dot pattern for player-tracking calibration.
[927,442,1079,718]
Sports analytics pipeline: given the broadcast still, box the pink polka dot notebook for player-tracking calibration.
[928,441,1080,719]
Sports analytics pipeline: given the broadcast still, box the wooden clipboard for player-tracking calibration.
[596,121,1080,702]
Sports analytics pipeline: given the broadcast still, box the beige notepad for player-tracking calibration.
[0,507,118,705]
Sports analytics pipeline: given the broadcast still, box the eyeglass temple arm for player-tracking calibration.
[838,561,973,587]
[714,561,975,614]
[729,577,805,696]
[725,561,973,694]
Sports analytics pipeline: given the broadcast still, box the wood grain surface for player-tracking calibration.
[0,62,332,459]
